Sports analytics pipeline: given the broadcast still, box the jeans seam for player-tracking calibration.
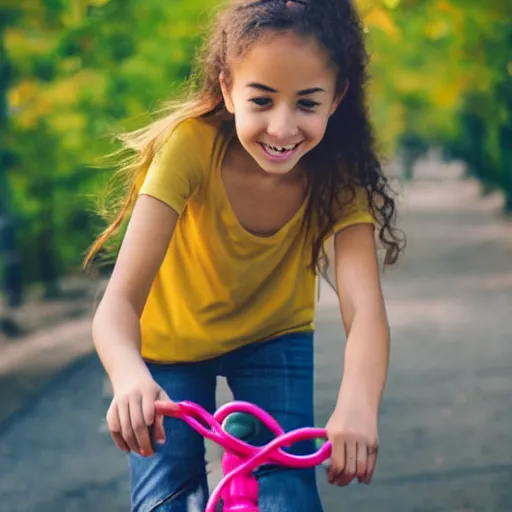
[146,474,203,512]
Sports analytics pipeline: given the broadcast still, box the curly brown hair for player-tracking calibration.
[85,0,404,270]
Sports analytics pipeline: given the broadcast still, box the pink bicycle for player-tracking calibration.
[155,400,332,512]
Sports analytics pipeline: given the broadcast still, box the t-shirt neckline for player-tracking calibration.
[215,123,309,244]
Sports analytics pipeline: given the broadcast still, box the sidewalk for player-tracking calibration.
[0,173,511,511]
[0,277,105,427]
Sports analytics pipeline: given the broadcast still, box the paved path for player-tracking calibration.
[0,176,511,511]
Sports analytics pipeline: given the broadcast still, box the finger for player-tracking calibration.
[153,389,174,445]
[356,441,368,482]
[335,440,356,487]
[365,445,379,484]
[142,392,156,428]
[106,405,129,453]
[118,398,140,454]
[130,395,153,456]
[328,439,345,484]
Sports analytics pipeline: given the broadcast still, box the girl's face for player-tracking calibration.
[220,32,343,175]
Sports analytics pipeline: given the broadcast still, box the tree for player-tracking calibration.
[358,0,512,204]
[3,0,216,296]
[0,6,23,315]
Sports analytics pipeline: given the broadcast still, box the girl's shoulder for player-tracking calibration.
[154,115,233,180]
[139,116,232,214]
[168,115,232,157]
[149,114,233,176]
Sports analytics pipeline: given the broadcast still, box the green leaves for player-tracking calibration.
[2,0,216,290]
[358,0,511,202]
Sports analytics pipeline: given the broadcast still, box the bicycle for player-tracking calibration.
[155,400,332,512]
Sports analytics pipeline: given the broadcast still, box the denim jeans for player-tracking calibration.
[129,332,324,512]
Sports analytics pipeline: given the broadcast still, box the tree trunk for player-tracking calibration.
[499,124,512,213]
[0,18,23,310]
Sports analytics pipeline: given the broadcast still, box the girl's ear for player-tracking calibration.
[330,80,350,116]
[219,72,235,114]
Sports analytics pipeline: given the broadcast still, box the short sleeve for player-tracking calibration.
[138,118,212,214]
[327,185,374,239]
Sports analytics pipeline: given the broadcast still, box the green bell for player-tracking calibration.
[221,412,261,443]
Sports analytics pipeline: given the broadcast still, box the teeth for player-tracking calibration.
[264,143,298,154]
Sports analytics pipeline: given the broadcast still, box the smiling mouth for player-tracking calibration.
[260,142,302,156]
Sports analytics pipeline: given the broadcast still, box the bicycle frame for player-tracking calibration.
[155,400,331,512]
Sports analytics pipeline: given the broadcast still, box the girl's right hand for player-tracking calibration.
[106,371,180,456]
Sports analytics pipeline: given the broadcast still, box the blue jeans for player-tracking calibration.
[129,332,324,511]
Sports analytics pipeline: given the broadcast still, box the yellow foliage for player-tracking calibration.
[50,112,86,143]
[43,70,107,108]
[9,79,52,129]
[9,70,107,130]
[5,26,54,55]
[424,18,451,40]
[392,73,426,95]
[436,0,459,15]
[382,0,400,9]
[0,0,38,10]
[354,0,380,17]
[430,83,461,109]
[365,7,400,38]
[11,98,50,130]
[8,80,39,110]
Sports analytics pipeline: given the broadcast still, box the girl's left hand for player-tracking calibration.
[325,400,379,486]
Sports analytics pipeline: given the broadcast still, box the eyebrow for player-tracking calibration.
[246,82,325,95]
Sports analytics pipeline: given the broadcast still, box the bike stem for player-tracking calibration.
[220,451,259,512]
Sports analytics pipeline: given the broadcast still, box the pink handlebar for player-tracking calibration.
[155,400,331,512]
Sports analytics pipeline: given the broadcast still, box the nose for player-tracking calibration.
[266,106,299,141]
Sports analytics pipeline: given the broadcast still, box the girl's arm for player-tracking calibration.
[334,222,389,412]
[92,195,180,455]
[325,222,390,486]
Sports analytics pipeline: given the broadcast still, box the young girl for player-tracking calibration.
[86,0,403,510]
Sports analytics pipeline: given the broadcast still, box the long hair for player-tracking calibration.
[84,0,404,270]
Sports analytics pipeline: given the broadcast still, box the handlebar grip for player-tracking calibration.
[221,412,261,444]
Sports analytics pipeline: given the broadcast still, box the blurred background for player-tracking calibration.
[0,1,511,511]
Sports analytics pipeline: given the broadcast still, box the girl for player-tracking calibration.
[86,0,403,510]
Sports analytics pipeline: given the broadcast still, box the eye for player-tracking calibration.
[249,97,272,108]
[299,99,320,111]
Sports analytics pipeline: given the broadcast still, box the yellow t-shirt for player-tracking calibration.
[138,117,373,362]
